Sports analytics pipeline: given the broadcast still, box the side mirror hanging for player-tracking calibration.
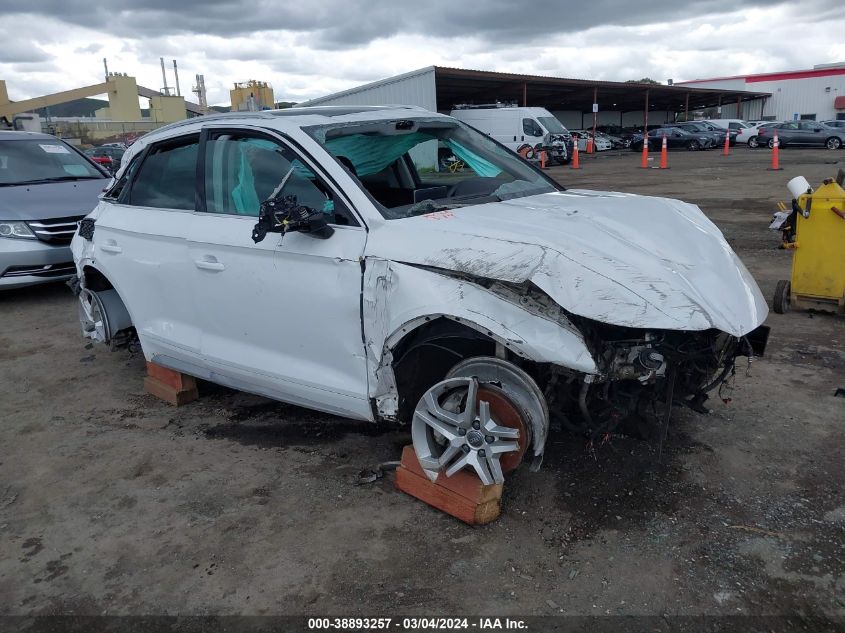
[252,194,334,244]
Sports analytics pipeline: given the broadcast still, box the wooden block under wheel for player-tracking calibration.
[395,445,503,525]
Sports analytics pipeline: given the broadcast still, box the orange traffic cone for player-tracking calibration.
[659,134,669,169]
[571,142,581,169]
[586,137,593,154]
[722,129,730,156]
[641,133,649,169]
[540,150,547,169]
[768,133,783,171]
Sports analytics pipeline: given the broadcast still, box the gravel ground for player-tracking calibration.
[0,146,843,620]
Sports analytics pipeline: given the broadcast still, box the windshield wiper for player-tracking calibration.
[9,175,103,185]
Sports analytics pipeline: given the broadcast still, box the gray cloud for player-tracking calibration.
[0,35,51,63]
[4,0,840,50]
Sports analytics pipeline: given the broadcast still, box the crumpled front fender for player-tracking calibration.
[363,258,597,418]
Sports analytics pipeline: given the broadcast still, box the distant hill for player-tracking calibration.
[34,98,108,118]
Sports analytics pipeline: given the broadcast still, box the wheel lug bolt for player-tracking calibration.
[485,435,495,443]
[478,449,486,458]
[458,428,467,436]
[472,420,481,430]
[461,445,471,454]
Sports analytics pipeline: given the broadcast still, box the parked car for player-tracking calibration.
[596,125,639,145]
[742,122,781,148]
[695,121,740,145]
[450,105,572,164]
[571,130,612,152]
[665,122,721,148]
[0,131,109,289]
[630,127,711,151]
[71,106,768,486]
[821,120,845,129]
[757,121,845,149]
[703,119,751,134]
[595,131,628,149]
[84,146,125,173]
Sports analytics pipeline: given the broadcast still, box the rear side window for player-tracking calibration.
[129,136,199,210]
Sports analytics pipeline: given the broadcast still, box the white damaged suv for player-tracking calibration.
[71,106,769,485]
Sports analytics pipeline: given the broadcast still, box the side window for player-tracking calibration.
[522,118,543,137]
[202,132,358,226]
[128,136,199,210]
[106,153,143,202]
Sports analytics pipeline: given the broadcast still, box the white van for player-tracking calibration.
[450,105,572,164]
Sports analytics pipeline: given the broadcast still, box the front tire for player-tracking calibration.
[748,136,759,148]
[687,140,700,151]
[825,137,842,150]
[767,138,776,149]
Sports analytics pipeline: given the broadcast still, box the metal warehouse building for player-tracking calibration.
[676,63,845,122]
[298,66,766,130]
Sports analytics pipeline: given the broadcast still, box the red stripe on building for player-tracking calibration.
[745,68,845,83]
[676,67,845,85]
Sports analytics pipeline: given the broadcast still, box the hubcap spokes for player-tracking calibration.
[412,377,521,485]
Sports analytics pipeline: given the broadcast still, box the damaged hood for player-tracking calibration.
[366,190,768,336]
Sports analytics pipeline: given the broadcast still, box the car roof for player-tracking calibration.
[116,105,449,175]
[0,130,67,141]
[134,105,438,144]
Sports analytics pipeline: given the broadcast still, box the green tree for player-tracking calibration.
[625,78,661,85]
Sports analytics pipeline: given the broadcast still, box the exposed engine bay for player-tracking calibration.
[541,320,766,442]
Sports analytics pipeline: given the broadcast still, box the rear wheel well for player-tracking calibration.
[391,318,496,422]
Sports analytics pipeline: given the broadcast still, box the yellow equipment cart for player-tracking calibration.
[773,173,845,314]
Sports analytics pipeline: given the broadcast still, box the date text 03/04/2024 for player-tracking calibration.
[307,617,528,630]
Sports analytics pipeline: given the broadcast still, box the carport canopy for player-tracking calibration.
[432,66,770,121]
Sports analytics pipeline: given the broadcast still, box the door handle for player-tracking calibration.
[194,257,225,272]
[100,241,122,254]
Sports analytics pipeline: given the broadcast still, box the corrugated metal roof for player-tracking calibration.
[297,66,768,114]
[297,67,436,107]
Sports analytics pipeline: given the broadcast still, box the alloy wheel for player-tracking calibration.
[412,377,522,485]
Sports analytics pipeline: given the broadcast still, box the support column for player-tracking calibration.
[685,93,690,122]
[644,89,650,131]
[522,82,527,107]
[592,86,598,146]
[737,96,742,119]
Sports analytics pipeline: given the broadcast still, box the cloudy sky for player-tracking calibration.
[1,0,844,108]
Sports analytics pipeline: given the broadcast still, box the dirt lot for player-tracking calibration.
[1,147,843,619]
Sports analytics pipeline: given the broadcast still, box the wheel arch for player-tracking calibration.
[77,262,136,343]
[363,259,597,437]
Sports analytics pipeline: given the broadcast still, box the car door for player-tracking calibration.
[187,126,371,420]
[778,122,799,145]
[800,122,824,145]
[522,118,544,145]
[95,134,201,362]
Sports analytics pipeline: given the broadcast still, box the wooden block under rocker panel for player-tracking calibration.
[395,445,502,525]
[144,363,198,406]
